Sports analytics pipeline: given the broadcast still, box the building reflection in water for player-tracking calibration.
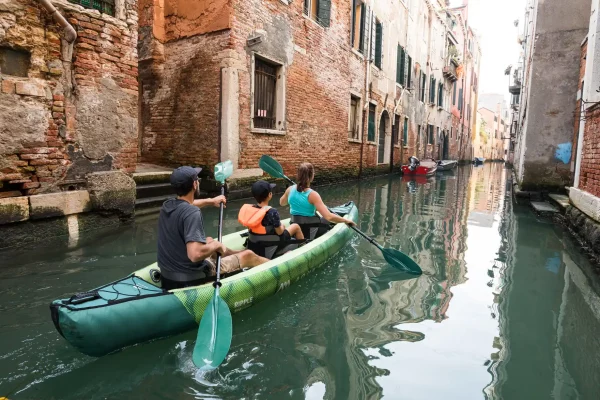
[333,164,507,399]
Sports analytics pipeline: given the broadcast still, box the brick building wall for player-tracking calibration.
[233,0,366,179]
[138,0,480,182]
[0,0,138,197]
[579,105,600,197]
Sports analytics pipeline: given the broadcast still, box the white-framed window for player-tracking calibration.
[251,54,286,134]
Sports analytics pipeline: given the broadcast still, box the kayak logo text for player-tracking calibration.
[234,297,253,309]
[278,280,290,292]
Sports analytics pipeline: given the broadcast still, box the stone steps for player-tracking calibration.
[136,182,172,199]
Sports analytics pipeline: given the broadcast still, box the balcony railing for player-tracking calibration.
[443,64,458,82]
[509,81,521,95]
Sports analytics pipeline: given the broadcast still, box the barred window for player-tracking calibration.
[69,0,115,16]
[254,58,278,130]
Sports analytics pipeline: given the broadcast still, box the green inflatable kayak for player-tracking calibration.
[50,203,358,357]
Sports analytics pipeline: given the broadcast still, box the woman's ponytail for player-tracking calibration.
[297,163,314,192]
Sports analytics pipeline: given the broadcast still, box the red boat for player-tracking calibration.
[401,157,438,176]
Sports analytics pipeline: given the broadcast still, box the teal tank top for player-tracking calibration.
[289,185,317,217]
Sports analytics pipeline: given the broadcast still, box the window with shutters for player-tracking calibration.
[452,81,457,105]
[368,104,376,142]
[304,0,331,27]
[396,45,405,85]
[406,55,412,88]
[428,125,434,145]
[352,1,366,53]
[349,95,361,141]
[374,20,383,69]
[420,72,426,102]
[252,56,286,133]
[429,77,436,104]
[458,87,463,111]
[437,83,443,108]
[403,117,409,145]
[392,115,400,145]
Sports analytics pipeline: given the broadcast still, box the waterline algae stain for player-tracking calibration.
[2,165,600,399]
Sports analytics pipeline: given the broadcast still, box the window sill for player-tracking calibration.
[251,128,286,135]
[366,141,377,145]
[438,106,444,110]
[303,14,325,29]
[403,146,409,149]
[351,49,365,59]
[348,138,362,144]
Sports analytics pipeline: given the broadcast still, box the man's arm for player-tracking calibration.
[186,240,226,263]
[193,195,226,209]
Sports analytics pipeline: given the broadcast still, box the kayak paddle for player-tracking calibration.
[258,155,422,275]
[192,160,234,370]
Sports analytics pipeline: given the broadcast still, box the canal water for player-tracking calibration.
[2,164,600,399]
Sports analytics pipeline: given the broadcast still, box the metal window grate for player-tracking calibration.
[69,0,115,16]
[254,59,277,130]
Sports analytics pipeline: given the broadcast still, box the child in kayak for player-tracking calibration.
[238,180,305,259]
[280,162,356,239]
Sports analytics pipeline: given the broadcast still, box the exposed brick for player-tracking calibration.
[15,81,45,97]
[1,80,15,94]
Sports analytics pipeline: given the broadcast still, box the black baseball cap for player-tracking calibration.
[251,180,276,202]
[170,166,202,189]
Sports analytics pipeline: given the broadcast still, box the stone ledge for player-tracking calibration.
[29,190,91,220]
[564,205,600,265]
[570,187,600,223]
[0,197,29,224]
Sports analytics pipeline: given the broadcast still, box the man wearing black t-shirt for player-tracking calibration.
[157,166,268,290]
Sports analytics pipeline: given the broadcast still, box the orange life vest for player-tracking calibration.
[238,205,272,234]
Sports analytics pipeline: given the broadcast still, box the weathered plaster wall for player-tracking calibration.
[520,29,588,191]
[517,0,591,191]
[164,0,231,40]
[0,0,138,197]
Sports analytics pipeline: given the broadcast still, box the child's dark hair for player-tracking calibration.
[297,163,314,192]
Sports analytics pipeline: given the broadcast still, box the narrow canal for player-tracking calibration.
[2,164,600,399]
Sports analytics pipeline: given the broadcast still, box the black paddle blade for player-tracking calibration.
[259,155,285,180]
[381,248,422,275]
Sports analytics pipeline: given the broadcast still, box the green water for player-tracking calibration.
[2,164,600,399]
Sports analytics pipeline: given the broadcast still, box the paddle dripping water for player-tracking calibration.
[2,164,600,399]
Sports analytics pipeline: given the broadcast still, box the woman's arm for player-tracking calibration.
[308,191,356,226]
[280,186,291,207]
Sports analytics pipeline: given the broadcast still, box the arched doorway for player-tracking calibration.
[378,111,389,164]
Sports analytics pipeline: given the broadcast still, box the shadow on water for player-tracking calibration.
[2,164,600,399]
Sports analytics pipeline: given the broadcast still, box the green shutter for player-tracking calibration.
[351,0,356,47]
[375,22,382,68]
[406,56,412,88]
[359,3,366,52]
[396,45,402,84]
[399,47,405,85]
[318,0,331,27]
[368,106,375,141]
[403,118,408,144]
[363,6,370,55]
[458,88,463,111]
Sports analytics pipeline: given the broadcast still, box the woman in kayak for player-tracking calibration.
[280,162,355,239]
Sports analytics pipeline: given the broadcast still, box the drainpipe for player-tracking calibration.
[360,3,374,179]
[37,0,78,43]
